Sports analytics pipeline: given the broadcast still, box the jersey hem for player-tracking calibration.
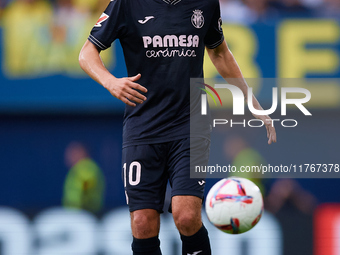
[122,134,189,148]
[122,133,210,148]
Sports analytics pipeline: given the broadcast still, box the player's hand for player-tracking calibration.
[253,114,277,145]
[265,118,277,145]
[104,73,147,107]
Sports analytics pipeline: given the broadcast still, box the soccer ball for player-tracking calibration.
[205,177,263,234]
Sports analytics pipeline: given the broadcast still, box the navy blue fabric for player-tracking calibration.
[181,225,211,255]
[132,236,162,255]
[122,138,210,212]
[89,0,224,147]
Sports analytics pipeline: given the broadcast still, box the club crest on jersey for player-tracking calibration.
[95,13,109,27]
[191,10,204,29]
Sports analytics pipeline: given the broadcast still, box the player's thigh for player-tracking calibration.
[168,137,210,199]
[171,195,203,218]
[122,144,168,213]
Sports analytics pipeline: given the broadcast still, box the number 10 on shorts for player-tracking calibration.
[123,161,142,204]
[123,161,142,187]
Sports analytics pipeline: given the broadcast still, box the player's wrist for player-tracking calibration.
[102,76,118,90]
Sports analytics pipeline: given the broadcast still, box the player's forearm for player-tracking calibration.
[209,42,276,143]
[79,40,117,89]
[79,40,147,107]
[208,41,267,116]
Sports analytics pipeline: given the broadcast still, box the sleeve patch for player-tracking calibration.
[94,13,109,28]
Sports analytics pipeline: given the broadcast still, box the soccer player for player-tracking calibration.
[79,0,276,254]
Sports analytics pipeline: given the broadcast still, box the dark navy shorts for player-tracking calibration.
[122,137,210,213]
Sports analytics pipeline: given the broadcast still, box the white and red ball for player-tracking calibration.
[205,177,263,234]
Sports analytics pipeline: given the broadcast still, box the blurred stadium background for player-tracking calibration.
[0,0,339,254]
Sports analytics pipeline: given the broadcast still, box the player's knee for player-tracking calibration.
[131,209,160,238]
[173,210,201,235]
[172,196,203,235]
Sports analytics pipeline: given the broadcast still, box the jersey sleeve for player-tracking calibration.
[204,1,224,49]
[88,0,126,50]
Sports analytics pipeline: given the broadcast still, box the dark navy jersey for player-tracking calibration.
[89,0,224,147]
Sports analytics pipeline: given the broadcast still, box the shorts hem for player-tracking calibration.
[128,203,164,214]
[171,189,204,200]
